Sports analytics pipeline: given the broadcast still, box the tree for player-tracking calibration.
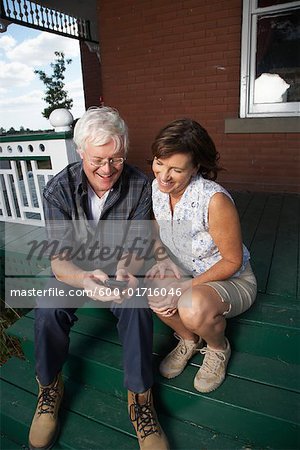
[34,51,73,119]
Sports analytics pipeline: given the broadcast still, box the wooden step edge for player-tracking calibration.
[4,321,300,430]
[0,377,137,450]
[1,358,254,450]
[8,314,300,392]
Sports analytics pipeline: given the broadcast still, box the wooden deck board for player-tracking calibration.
[239,192,269,248]
[231,191,253,219]
[247,194,283,293]
[267,194,300,298]
[2,191,300,450]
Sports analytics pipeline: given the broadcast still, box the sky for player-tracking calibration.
[0,23,85,131]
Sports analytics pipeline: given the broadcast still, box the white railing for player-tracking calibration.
[0,124,79,225]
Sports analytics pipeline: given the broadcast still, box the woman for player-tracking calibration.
[146,118,257,393]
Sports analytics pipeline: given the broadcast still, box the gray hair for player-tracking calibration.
[73,106,129,155]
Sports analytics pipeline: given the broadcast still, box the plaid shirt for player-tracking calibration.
[43,162,152,271]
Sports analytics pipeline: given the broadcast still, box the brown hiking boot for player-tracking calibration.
[29,373,64,450]
[128,389,170,450]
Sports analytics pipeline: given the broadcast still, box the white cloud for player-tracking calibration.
[0,90,43,107]
[0,34,16,51]
[66,78,84,99]
[6,32,80,66]
[0,26,84,130]
[0,61,35,88]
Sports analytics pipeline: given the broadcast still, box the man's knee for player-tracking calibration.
[35,308,77,331]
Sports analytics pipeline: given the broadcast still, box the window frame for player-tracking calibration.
[240,0,300,118]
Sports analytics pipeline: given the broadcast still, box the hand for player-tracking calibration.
[154,307,178,318]
[115,268,139,299]
[146,258,181,280]
[148,280,188,316]
[83,269,123,303]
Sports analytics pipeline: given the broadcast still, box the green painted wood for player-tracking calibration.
[231,191,253,219]
[254,292,300,310]
[0,132,72,142]
[0,377,136,450]
[24,298,300,365]
[2,191,300,449]
[249,194,283,293]
[157,372,300,450]
[5,317,300,448]
[239,192,268,249]
[267,194,300,297]
[0,156,50,161]
[236,300,300,328]
[74,311,300,390]
[153,333,300,394]
[24,308,300,392]
[0,223,41,250]
[1,225,46,252]
[2,358,249,450]
[0,434,24,449]
[298,216,300,300]
[152,303,300,363]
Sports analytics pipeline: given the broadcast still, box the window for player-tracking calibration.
[240,0,300,117]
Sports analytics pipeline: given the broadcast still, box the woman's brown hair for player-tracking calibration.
[151,119,222,180]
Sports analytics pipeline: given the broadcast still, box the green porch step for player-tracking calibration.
[1,367,135,450]
[18,311,300,392]
[25,309,300,393]
[1,357,249,450]
[0,434,23,449]
[68,295,300,364]
[6,315,300,448]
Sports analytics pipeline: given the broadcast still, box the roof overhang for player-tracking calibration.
[0,0,98,42]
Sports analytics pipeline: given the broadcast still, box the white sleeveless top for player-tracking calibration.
[152,175,250,277]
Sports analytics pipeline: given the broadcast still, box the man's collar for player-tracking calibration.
[74,163,88,196]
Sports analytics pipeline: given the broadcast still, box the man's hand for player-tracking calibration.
[115,268,139,299]
[83,269,123,303]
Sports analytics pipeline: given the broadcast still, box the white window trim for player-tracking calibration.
[240,0,300,118]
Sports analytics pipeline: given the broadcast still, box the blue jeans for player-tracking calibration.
[34,278,153,393]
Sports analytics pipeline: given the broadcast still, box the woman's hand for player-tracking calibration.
[146,258,182,280]
[148,279,190,317]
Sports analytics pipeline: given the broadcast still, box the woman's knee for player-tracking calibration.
[178,286,223,330]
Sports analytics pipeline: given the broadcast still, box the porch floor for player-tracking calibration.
[1,190,300,449]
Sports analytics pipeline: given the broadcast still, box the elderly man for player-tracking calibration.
[28,107,169,450]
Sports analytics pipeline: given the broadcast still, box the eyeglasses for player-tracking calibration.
[85,154,126,168]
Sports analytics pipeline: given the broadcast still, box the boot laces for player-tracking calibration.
[130,395,160,439]
[37,384,60,415]
[200,347,226,376]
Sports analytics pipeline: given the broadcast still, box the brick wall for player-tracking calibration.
[80,41,103,109]
[96,0,299,193]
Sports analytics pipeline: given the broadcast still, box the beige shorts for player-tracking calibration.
[203,263,257,318]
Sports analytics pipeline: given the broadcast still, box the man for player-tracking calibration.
[28,107,169,450]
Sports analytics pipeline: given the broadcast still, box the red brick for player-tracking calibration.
[93,0,300,193]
